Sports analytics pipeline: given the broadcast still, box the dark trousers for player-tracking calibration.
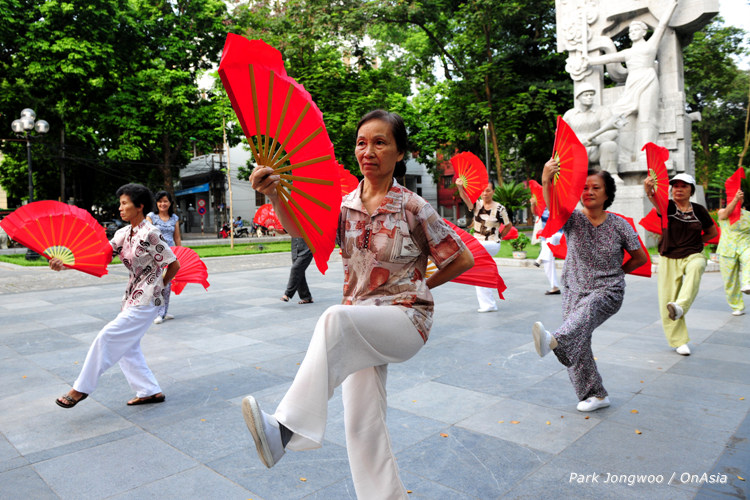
[285,237,313,301]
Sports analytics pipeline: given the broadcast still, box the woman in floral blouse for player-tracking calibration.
[244,110,474,499]
[50,183,180,408]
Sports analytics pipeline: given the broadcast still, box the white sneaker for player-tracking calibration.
[667,302,684,321]
[732,310,746,316]
[153,316,164,324]
[242,396,285,468]
[477,305,498,313]
[675,344,691,356]
[164,314,175,321]
[577,396,610,412]
[532,321,556,357]
[742,285,750,295]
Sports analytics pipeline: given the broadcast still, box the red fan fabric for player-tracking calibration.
[170,246,209,295]
[642,142,670,229]
[338,163,360,196]
[253,203,284,231]
[444,220,506,299]
[0,200,112,277]
[705,220,721,245]
[528,180,546,217]
[725,167,746,225]
[219,34,341,274]
[547,212,651,277]
[451,152,489,205]
[539,116,588,239]
[501,226,519,240]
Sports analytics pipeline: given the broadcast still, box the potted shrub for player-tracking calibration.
[510,232,530,259]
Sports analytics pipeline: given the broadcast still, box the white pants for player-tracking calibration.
[538,232,562,289]
[474,239,501,310]
[73,305,162,398]
[274,304,424,500]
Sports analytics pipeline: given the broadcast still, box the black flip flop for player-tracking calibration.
[56,393,88,409]
[298,298,313,304]
[127,393,165,406]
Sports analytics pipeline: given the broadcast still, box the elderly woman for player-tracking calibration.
[645,173,717,355]
[51,183,180,408]
[717,189,750,316]
[244,110,473,499]
[146,190,181,323]
[533,162,647,412]
[456,179,512,311]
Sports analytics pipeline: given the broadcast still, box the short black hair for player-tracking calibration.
[116,183,154,215]
[587,168,616,210]
[356,109,408,177]
[153,190,174,216]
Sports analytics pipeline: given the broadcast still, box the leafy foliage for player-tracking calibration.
[493,180,531,223]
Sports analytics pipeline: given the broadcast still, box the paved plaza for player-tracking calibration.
[0,251,748,499]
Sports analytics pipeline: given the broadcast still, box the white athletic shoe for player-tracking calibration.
[577,396,610,412]
[163,314,175,321]
[732,310,745,316]
[242,396,285,468]
[675,344,691,356]
[532,321,555,357]
[153,316,164,324]
[667,302,684,321]
[741,285,750,295]
[477,305,498,313]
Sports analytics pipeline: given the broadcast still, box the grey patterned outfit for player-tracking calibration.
[552,210,641,401]
[147,212,178,318]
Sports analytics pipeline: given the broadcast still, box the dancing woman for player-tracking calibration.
[532,161,647,411]
[717,189,750,316]
[244,110,473,499]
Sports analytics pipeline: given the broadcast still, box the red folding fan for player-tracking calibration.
[539,116,588,239]
[253,203,284,231]
[0,200,112,277]
[528,180,546,217]
[219,34,341,274]
[338,163,360,196]
[426,220,506,298]
[170,246,209,295]
[642,142,670,229]
[501,226,519,240]
[451,152,489,204]
[725,167,746,225]
[639,208,662,235]
[547,212,651,277]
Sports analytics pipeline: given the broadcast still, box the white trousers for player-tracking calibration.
[538,232,562,289]
[73,305,162,398]
[474,239,501,309]
[274,304,424,500]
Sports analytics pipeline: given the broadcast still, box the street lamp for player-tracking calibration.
[11,108,49,260]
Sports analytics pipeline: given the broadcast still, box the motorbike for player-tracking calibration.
[218,222,231,239]
[218,222,250,238]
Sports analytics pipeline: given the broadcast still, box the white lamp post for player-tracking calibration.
[11,108,49,259]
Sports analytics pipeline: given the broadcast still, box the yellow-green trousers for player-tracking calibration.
[719,249,750,312]
[657,253,707,347]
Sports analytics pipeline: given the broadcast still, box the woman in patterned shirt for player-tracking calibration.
[243,110,474,499]
[50,183,180,408]
[147,190,181,324]
[532,160,647,412]
[456,180,513,312]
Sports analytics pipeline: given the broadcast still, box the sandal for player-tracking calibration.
[127,393,166,406]
[56,392,88,409]
[280,295,290,302]
[298,298,313,304]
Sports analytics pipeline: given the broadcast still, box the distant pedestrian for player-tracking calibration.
[531,198,561,295]
[533,162,647,412]
[51,183,179,408]
[644,173,717,355]
[456,179,512,312]
[716,189,749,316]
[281,237,314,304]
[147,190,181,324]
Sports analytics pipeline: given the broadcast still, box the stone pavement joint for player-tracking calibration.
[0,253,746,499]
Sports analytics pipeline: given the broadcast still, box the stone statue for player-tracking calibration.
[562,82,620,181]
[570,0,679,159]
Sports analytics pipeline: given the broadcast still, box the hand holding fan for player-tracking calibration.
[725,167,746,225]
[218,34,341,274]
[538,116,588,239]
[0,200,113,277]
[451,152,489,204]
[170,246,209,295]
[642,142,670,229]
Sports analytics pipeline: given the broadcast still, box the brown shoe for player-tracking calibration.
[127,393,165,406]
[545,288,561,295]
